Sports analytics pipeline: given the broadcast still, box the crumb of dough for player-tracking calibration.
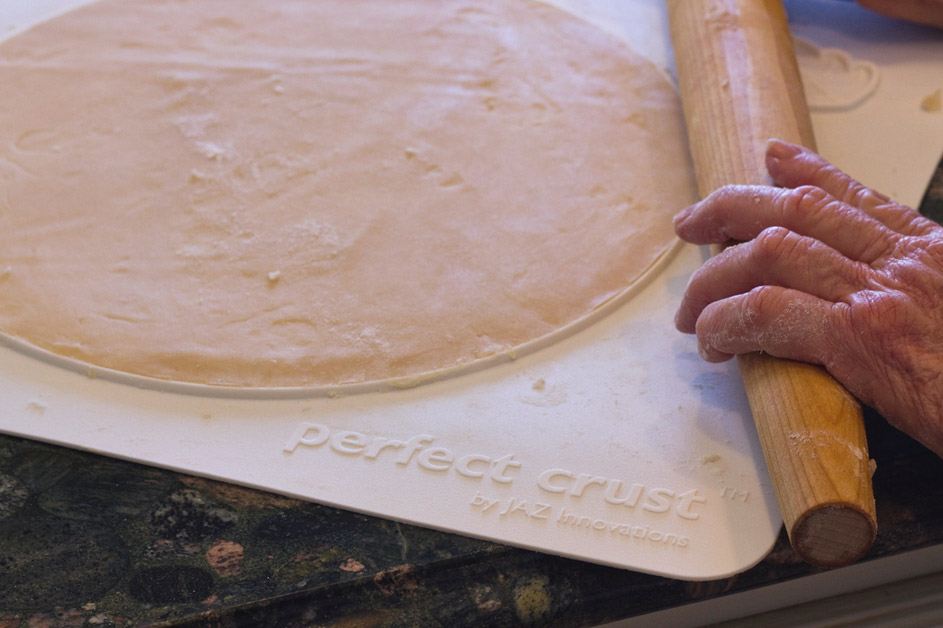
[921,88,942,112]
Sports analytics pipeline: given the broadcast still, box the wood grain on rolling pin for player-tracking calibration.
[667,0,877,568]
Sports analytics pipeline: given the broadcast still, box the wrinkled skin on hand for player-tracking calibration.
[674,139,943,457]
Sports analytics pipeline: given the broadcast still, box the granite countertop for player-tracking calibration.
[1,159,942,627]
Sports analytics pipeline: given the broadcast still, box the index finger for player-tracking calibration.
[673,184,897,264]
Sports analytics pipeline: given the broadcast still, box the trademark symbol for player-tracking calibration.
[719,487,750,503]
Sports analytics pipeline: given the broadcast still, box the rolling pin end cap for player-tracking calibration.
[790,503,877,569]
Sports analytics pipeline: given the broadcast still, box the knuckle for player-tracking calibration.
[740,285,777,324]
[844,291,915,370]
[849,184,881,208]
[751,226,797,266]
[845,290,905,339]
[874,237,943,304]
[744,283,776,305]
[781,185,830,220]
[923,236,943,259]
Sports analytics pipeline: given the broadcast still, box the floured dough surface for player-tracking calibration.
[0,0,695,389]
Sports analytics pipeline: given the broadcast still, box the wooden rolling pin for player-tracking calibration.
[666,0,877,568]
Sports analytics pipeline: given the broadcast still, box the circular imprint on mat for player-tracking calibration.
[0,0,696,393]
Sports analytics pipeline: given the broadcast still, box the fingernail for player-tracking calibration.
[673,204,694,229]
[766,138,802,162]
[697,341,712,361]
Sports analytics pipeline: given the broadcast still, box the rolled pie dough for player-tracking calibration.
[0,0,696,390]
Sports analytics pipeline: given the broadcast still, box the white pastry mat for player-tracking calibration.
[0,0,940,581]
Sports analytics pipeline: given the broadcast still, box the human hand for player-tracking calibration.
[674,139,943,457]
[856,0,943,29]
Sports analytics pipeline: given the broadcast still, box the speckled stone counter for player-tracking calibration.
[1,159,942,627]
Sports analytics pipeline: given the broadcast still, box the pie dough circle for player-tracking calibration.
[0,0,696,390]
